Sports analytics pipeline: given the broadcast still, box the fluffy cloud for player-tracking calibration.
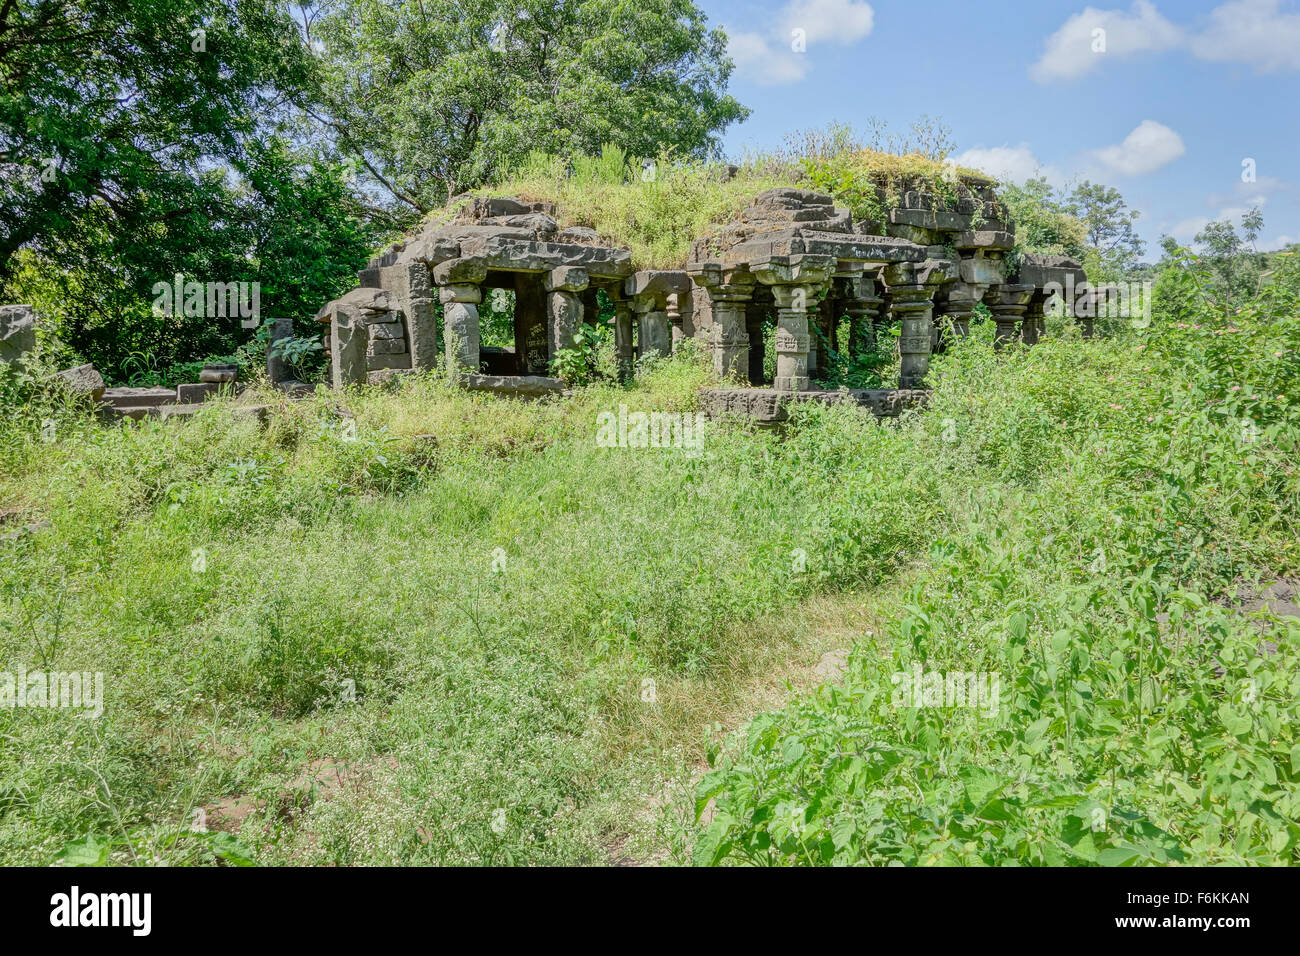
[1092,120,1186,176]
[1033,0,1300,82]
[1187,0,1300,72]
[727,31,808,85]
[1029,0,1183,82]
[782,0,875,45]
[949,144,1066,185]
[727,0,875,85]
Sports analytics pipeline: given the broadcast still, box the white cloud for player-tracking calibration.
[1167,203,1258,240]
[727,31,808,85]
[782,0,875,45]
[1187,0,1300,72]
[1092,120,1186,176]
[1030,0,1183,82]
[950,144,1067,186]
[1260,234,1298,250]
[728,0,874,85]
[1032,0,1300,81]
[1207,175,1293,208]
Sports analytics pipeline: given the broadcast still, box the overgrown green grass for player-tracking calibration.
[420,140,989,270]
[0,349,938,864]
[1,257,1296,866]
[692,260,1300,866]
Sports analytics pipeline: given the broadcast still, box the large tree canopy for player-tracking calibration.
[313,0,748,209]
[0,1,381,375]
[0,0,747,377]
[0,0,314,287]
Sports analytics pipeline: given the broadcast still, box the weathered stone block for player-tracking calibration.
[177,382,221,403]
[49,363,105,402]
[367,338,407,355]
[368,321,405,340]
[545,266,589,293]
[199,364,238,384]
[366,352,409,370]
[331,308,368,388]
[0,305,36,364]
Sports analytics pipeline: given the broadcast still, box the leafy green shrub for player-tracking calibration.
[692,258,1300,866]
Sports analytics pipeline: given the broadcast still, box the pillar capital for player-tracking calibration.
[750,253,836,290]
[438,282,482,306]
[689,261,756,300]
[987,283,1035,348]
[432,256,487,287]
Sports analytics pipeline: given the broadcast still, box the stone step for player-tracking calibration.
[100,387,177,409]
[100,402,270,423]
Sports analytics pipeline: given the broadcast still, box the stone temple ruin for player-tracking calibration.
[2,175,1094,424]
[314,178,1090,420]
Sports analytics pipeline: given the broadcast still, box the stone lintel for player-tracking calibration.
[624,270,690,302]
[458,236,633,278]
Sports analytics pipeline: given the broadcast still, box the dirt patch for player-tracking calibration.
[1236,578,1300,620]
[201,755,400,837]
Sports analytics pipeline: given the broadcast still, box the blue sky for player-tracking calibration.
[697,0,1300,254]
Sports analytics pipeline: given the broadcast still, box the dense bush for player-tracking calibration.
[693,255,1299,866]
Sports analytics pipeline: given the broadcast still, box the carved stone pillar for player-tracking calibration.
[689,263,756,381]
[514,273,549,375]
[545,266,589,360]
[884,263,936,389]
[330,306,367,388]
[613,295,634,381]
[1074,288,1098,339]
[404,261,439,371]
[625,270,690,363]
[1022,299,1046,345]
[842,275,883,357]
[667,293,685,352]
[433,257,487,372]
[751,254,836,393]
[632,295,670,359]
[934,281,981,352]
[266,316,294,383]
[987,284,1035,349]
[745,287,772,386]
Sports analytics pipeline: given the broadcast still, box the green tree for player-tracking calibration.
[0,0,313,289]
[1000,176,1088,259]
[1063,181,1146,276]
[1156,207,1267,316]
[312,0,748,210]
[0,1,378,378]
